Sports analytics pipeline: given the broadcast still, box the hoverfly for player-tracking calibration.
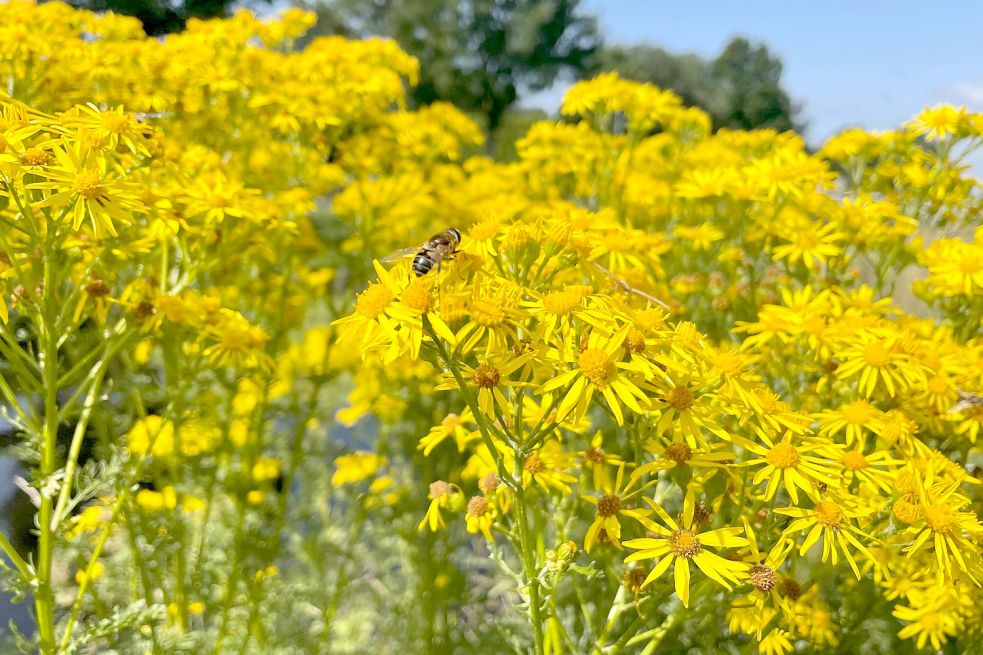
[382,228,462,277]
[950,390,983,414]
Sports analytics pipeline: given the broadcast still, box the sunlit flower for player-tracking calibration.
[624,490,748,607]
[744,432,838,503]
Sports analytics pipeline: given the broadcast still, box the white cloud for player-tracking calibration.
[947,82,983,109]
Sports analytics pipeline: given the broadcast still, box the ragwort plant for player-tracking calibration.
[0,2,982,654]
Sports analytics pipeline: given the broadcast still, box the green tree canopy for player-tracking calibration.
[67,0,266,35]
[306,0,601,133]
[599,37,803,133]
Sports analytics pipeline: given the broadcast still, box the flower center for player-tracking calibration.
[814,501,844,529]
[795,232,819,251]
[523,453,545,474]
[596,494,621,517]
[429,481,450,499]
[633,308,665,331]
[479,473,500,493]
[666,386,694,412]
[754,390,783,415]
[923,502,957,534]
[85,278,111,298]
[779,578,801,600]
[73,169,107,200]
[841,400,875,424]
[862,341,891,368]
[766,442,800,469]
[543,290,581,316]
[583,446,606,464]
[926,375,950,395]
[578,349,613,386]
[469,297,506,327]
[841,450,868,471]
[624,328,646,354]
[354,283,393,318]
[664,441,693,464]
[102,112,132,133]
[401,280,433,312]
[668,529,701,558]
[466,495,489,517]
[19,147,51,166]
[748,564,777,591]
[713,351,743,378]
[473,364,500,389]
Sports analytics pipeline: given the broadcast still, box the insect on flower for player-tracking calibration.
[383,228,462,277]
[949,390,983,414]
[591,261,670,310]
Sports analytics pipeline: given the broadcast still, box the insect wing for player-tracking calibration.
[381,244,422,263]
[949,391,983,414]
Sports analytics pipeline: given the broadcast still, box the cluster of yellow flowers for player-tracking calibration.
[1,2,982,653]
[333,63,983,655]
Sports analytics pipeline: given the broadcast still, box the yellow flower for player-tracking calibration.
[434,352,537,420]
[136,486,178,512]
[650,376,734,447]
[623,490,748,607]
[908,104,967,141]
[816,399,882,445]
[635,439,735,478]
[744,432,838,504]
[757,628,793,655]
[775,494,878,579]
[739,518,794,635]
[919,236,983,297]
[418,480,462,532]
[893,588,966,650]
[542,326,648,426]
[465,495,495,541]
[520,285,597,353]
[581,465,652,552]
[822,441,899,494]
[251,457,281,483]
[772,219,845,271]
[31,137,144,237]
[578,431,625,492]
[903,482,983,583]
[522,441,577,495]
[331,452,385,487]
[127,416,175,459]
[75,561,105,585]
[834,330,928,398]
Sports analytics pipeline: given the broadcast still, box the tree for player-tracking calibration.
[309,0,601,134]
[599,37,802,133]
[67,0,270,35]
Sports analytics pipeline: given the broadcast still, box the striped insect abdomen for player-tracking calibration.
[412,252,434,276]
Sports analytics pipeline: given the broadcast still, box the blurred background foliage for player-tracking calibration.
[63,0,801,142]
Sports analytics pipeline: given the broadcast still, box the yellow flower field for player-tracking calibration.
[0,2,981,653]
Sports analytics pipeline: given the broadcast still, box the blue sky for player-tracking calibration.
[532,0,983,147]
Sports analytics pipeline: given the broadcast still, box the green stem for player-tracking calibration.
[423,319,512,487]
[422,319,546,653]
[50,350,113,531]
[0,528,29,581]
[35,229,60,655]
[512,471,546,655]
